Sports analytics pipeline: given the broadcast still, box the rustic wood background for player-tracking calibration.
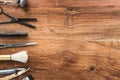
[0,0,120,80]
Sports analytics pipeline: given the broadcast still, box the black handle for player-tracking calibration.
[0,32,28,37]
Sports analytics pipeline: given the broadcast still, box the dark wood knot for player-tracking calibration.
[89,66,95,72]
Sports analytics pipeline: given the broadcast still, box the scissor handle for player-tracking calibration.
[0,7,3,14]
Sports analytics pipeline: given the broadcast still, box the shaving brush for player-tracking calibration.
[0,51,28,63]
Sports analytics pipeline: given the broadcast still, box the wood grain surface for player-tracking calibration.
[0,0,120,80]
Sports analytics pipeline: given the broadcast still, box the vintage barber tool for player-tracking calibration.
[23,74,34,80]
[0,51,28,63]
[19,0,27,8]
[0,7,37,29]
[0,67,27,75]
[0,32,28,37]
[0,42,37,49]
[0,0,27,7]
[0,67,30,80]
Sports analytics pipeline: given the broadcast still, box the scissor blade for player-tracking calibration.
[17,18,37,22]
[5,42,37,48]
[18,21,36,29]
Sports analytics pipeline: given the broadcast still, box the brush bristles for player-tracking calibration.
[11,51,28,63]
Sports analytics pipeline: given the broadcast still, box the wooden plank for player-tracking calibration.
[1,0,120,40]
[0,40,120,80]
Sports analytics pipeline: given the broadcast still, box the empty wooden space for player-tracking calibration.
[0,0,120,80]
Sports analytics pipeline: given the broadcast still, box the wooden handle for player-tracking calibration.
[0,55,10,61]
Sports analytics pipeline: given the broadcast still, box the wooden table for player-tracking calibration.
[0,0,120,80]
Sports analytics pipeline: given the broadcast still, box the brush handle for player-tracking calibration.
[0,55,10,60]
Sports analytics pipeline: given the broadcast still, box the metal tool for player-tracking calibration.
[23,74,34,80]
[19,0,27,8]
[0,0,27,7]
[0,0,19,5]
[0,7,37,29]
[0,42,37,49]
[0,67,30,80]
[0,67,27,75]
[0,32,28,37]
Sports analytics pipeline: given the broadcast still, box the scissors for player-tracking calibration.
[0,42,37,49]
[0,7,37,29]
